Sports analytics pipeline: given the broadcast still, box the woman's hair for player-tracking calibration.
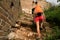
[32,0,38,4]
[35,2,38,4]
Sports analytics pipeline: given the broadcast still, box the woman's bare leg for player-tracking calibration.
[36,21,42,38]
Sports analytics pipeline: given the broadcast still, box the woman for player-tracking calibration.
[32,2,45,40]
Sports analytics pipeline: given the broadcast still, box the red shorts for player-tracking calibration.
[34,15,44,22]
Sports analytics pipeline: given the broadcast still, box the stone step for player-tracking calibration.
[20,13,33,22]
[19,20,32,26]
[24,14,33,18]
[24,13,32,17]
[20,16,33,22]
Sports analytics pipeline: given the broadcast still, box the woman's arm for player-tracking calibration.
[43,12,46,21]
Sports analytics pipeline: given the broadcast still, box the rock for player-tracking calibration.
[28,32,33,37]
[7,32,16,40]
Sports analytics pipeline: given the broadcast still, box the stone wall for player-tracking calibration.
[0,0,22,39]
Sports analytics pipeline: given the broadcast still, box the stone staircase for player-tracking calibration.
[7,13,37,40]
[7,12,52,40]
[0,0,52,40]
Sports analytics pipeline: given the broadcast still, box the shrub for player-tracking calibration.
[45,6,60,26]
[44,6,60,40]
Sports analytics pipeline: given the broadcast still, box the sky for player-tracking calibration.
[46,0,60,6]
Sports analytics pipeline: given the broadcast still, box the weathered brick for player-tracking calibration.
[0,8,8,17]
[1,20,5,26]
[0,19,1,24]
[0,13,14,26]
[1,23,11,32]
[0,30,6,36]
[0,26,2,30]
[0,6,14,24]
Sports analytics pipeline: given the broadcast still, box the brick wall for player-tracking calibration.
[0,0,22,39]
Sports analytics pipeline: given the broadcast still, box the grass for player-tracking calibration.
[44,6,60,40]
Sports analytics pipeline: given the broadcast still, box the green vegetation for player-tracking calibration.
[44,6,60,40]
[45,6,60,26]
